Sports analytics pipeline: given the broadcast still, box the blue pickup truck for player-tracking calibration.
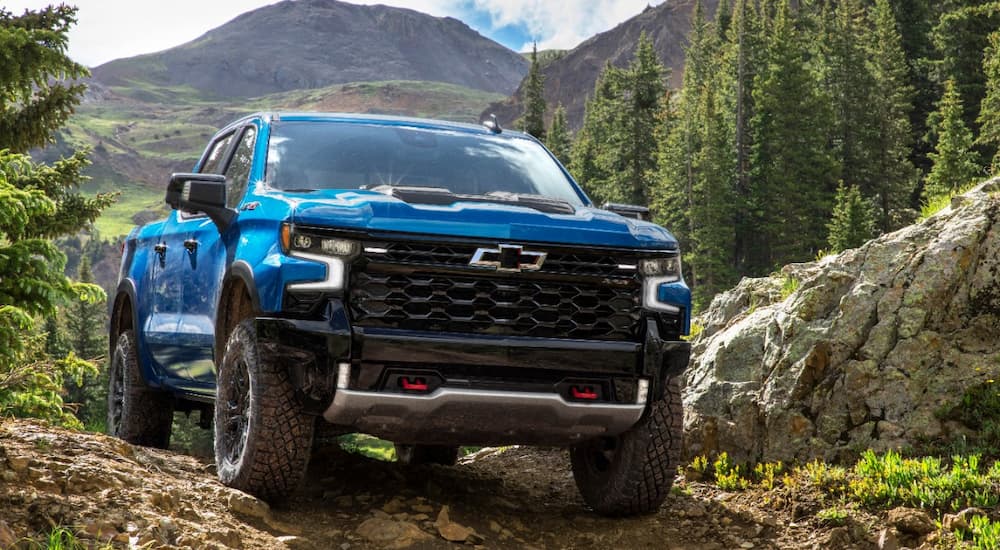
[107,112,691,516]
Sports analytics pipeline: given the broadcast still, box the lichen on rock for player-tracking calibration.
[684,178,1000,464]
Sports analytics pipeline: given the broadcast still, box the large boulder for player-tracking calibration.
[683,180,1000,463]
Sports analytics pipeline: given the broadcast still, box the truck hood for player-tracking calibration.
[282,189,678,250]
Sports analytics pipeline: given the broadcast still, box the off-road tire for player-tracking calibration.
[394,444,460,466]
[570,376,683,516]
[215,319,314,501]
[107,330,174,448]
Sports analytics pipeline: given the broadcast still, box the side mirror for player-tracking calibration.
[166,173,235,230]
[602,202,651,221]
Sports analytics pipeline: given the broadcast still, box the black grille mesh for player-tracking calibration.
[349,271,641,341]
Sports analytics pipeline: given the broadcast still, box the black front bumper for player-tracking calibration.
[256,299,690,445]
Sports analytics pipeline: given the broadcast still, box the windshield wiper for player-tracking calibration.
[371,185,576,215]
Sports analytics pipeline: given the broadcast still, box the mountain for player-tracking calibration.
[483,0,719,130]
[92,0,528,98]
[684,180,1000,464]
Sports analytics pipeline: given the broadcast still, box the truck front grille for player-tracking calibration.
[363,241,640,279]
[349,271,641,341]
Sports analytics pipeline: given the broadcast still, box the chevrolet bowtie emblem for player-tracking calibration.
[469,244,547,272]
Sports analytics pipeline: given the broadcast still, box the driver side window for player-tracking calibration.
[225,127,257,209]
[200,132,236,175]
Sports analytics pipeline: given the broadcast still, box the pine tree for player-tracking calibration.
[545,103,571,164]
[977,31,1000,172]
[890,0,936,175]
[571,35,668,206]
[925,79,981,199]
[522,42,546,140]
[66,256,105,360]
[570,68,616,192]
[866,0,918,230]
[43,315,69,358]
[818,0,872,198]
[0,6,111,427]
[722,0,762,274]
[932,2,1000,142]
[656,0,718,292]
[688,84,738,307]
[618,32,669,206]
[827,183,876,253]
[749,1,838,271]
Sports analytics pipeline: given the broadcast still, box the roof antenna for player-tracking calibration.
[483,114,502,134]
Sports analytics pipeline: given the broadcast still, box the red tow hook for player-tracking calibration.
[571,385,599,400]
[400,377,429,391]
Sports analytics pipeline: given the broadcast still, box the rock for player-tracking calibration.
[887,507,935,536]
[435,505,477,543]
[0,521,16,548]
[6,455,29,472]
[227,491,270,520]
[410,502,434,514]
[822,527,851,549]
[878,528,900,550]
[957,507,988,522]
[942,513,966,532]
[382,497,407,514]
[684,180,1000,462]
[355,517,431,549]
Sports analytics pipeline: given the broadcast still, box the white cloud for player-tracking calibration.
[2,0,660,66]
[469,0,665,51]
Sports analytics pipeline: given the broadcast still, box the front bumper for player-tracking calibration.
[256,300,690,446]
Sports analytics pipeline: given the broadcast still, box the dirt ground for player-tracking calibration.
[0,418,946,549]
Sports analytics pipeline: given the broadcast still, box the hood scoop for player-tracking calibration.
[370,185,577,215]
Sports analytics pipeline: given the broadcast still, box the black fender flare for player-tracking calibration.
[214,260,262,364]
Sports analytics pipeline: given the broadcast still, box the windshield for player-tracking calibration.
[265,120,585,206]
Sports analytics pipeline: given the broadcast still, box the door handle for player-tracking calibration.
[183,239,199,253]
[154,243,167,255]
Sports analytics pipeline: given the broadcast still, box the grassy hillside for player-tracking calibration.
[62,80,505,237]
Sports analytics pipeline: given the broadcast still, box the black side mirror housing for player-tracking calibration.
[166,173,235,230]
[602,202,651,221]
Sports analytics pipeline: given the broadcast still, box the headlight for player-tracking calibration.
[638,256,681,281]
[641,254,683,313]
[281,223,360,258]
[281,224,358,292]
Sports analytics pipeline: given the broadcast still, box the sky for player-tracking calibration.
[3,0,664,68]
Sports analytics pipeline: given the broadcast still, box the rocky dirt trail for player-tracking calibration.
[0,418,921,550]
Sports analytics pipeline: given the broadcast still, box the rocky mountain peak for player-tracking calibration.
[91,0,528,99]
[684,179,1000,464]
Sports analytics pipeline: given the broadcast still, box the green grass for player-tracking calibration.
[919,180,981,221]
[963,515,1000,550]
[780,276,800,300]
[816,506,850,526]
[28,526,115,550]
[338,433,397,461]
[694,450,1000,516]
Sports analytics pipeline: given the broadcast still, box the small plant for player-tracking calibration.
[753,461,784,491]
[683,322,705,342]
[687,454,710,480]
[45,527,85,550]
[780,276,800,301]
[803,459,848,494]
[713,452,750,491]
[965,514,1000,550]
[918,180,979,221]
[847,450,999,512]
[816,506,849,526]
[338,433,396,461]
